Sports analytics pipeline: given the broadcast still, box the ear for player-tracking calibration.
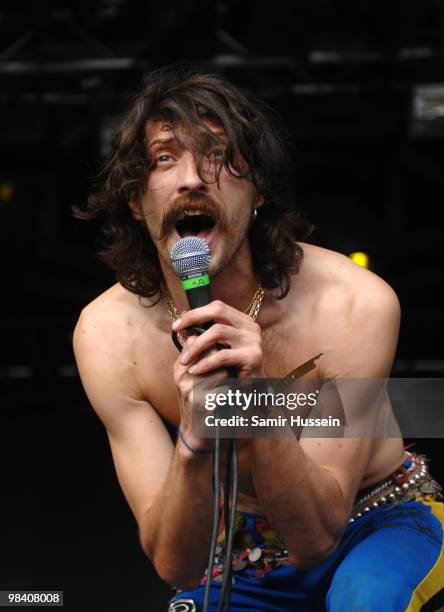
[256,193,265,209]
[129,199,144,221]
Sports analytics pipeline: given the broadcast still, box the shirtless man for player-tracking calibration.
[73,67,444,611]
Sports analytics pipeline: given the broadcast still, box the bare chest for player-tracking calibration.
[132,315,403,512]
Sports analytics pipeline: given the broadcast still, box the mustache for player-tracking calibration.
[159,192,225,241]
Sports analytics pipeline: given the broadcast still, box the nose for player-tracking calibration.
[177,151,208,194]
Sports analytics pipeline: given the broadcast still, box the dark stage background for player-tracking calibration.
[1,1,444,610]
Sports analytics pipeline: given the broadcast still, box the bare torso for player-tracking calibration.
[86,242,405,513]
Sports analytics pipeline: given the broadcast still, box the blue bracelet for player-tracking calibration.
[177,427,214,455]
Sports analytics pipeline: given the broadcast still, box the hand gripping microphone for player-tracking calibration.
[170,235,238,612]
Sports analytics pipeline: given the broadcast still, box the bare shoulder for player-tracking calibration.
[298,241,400,316]
[297,242,401,377]
[75,283,146,339]
[73,283,163,359]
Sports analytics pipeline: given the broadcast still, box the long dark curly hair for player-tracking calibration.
[75,65,313,303]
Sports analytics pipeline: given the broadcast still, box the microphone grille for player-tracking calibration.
[170,236,211,278]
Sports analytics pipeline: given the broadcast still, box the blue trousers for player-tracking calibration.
[169,497,444,611]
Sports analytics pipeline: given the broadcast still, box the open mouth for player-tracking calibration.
[175,210,216,241]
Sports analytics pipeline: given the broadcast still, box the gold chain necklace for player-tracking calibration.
[165,284,265,347]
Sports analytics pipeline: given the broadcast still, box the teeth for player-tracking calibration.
[177,210,207,221]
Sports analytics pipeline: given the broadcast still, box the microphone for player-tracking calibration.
[170,236,212,337]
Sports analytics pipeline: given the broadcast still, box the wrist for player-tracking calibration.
[177,427,215,459]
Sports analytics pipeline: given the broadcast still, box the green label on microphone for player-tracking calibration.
[182,274,210,290]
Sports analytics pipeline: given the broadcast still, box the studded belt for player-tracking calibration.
[348,450,443,523]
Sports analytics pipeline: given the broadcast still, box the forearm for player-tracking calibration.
[140,441,215,590]
[249,437,348,569]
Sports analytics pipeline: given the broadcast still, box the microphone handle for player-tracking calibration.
[185,283,212,310]
[171,282,212,351]
[185,283,212,332]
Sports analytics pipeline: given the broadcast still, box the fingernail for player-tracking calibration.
[172,318,182,330]
[188,366,195,374]
[180,350,189,364]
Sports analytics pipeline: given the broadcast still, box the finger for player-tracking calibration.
[174,335,199,377]
[183,334,198,349]
[174,344,220,379]
[188,347,261,377]
[172,300,256,333]
[180,323,239,365]
[177,356,228,404]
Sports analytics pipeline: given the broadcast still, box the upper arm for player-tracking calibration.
[73,309,174,527]
[300,268,401,511]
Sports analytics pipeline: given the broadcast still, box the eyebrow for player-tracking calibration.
[148,128,227,151]
[147,136,176,150]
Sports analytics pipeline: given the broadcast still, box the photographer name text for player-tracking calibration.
[204,414,341,427]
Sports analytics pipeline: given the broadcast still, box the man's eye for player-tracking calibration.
[157,154,173,163]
